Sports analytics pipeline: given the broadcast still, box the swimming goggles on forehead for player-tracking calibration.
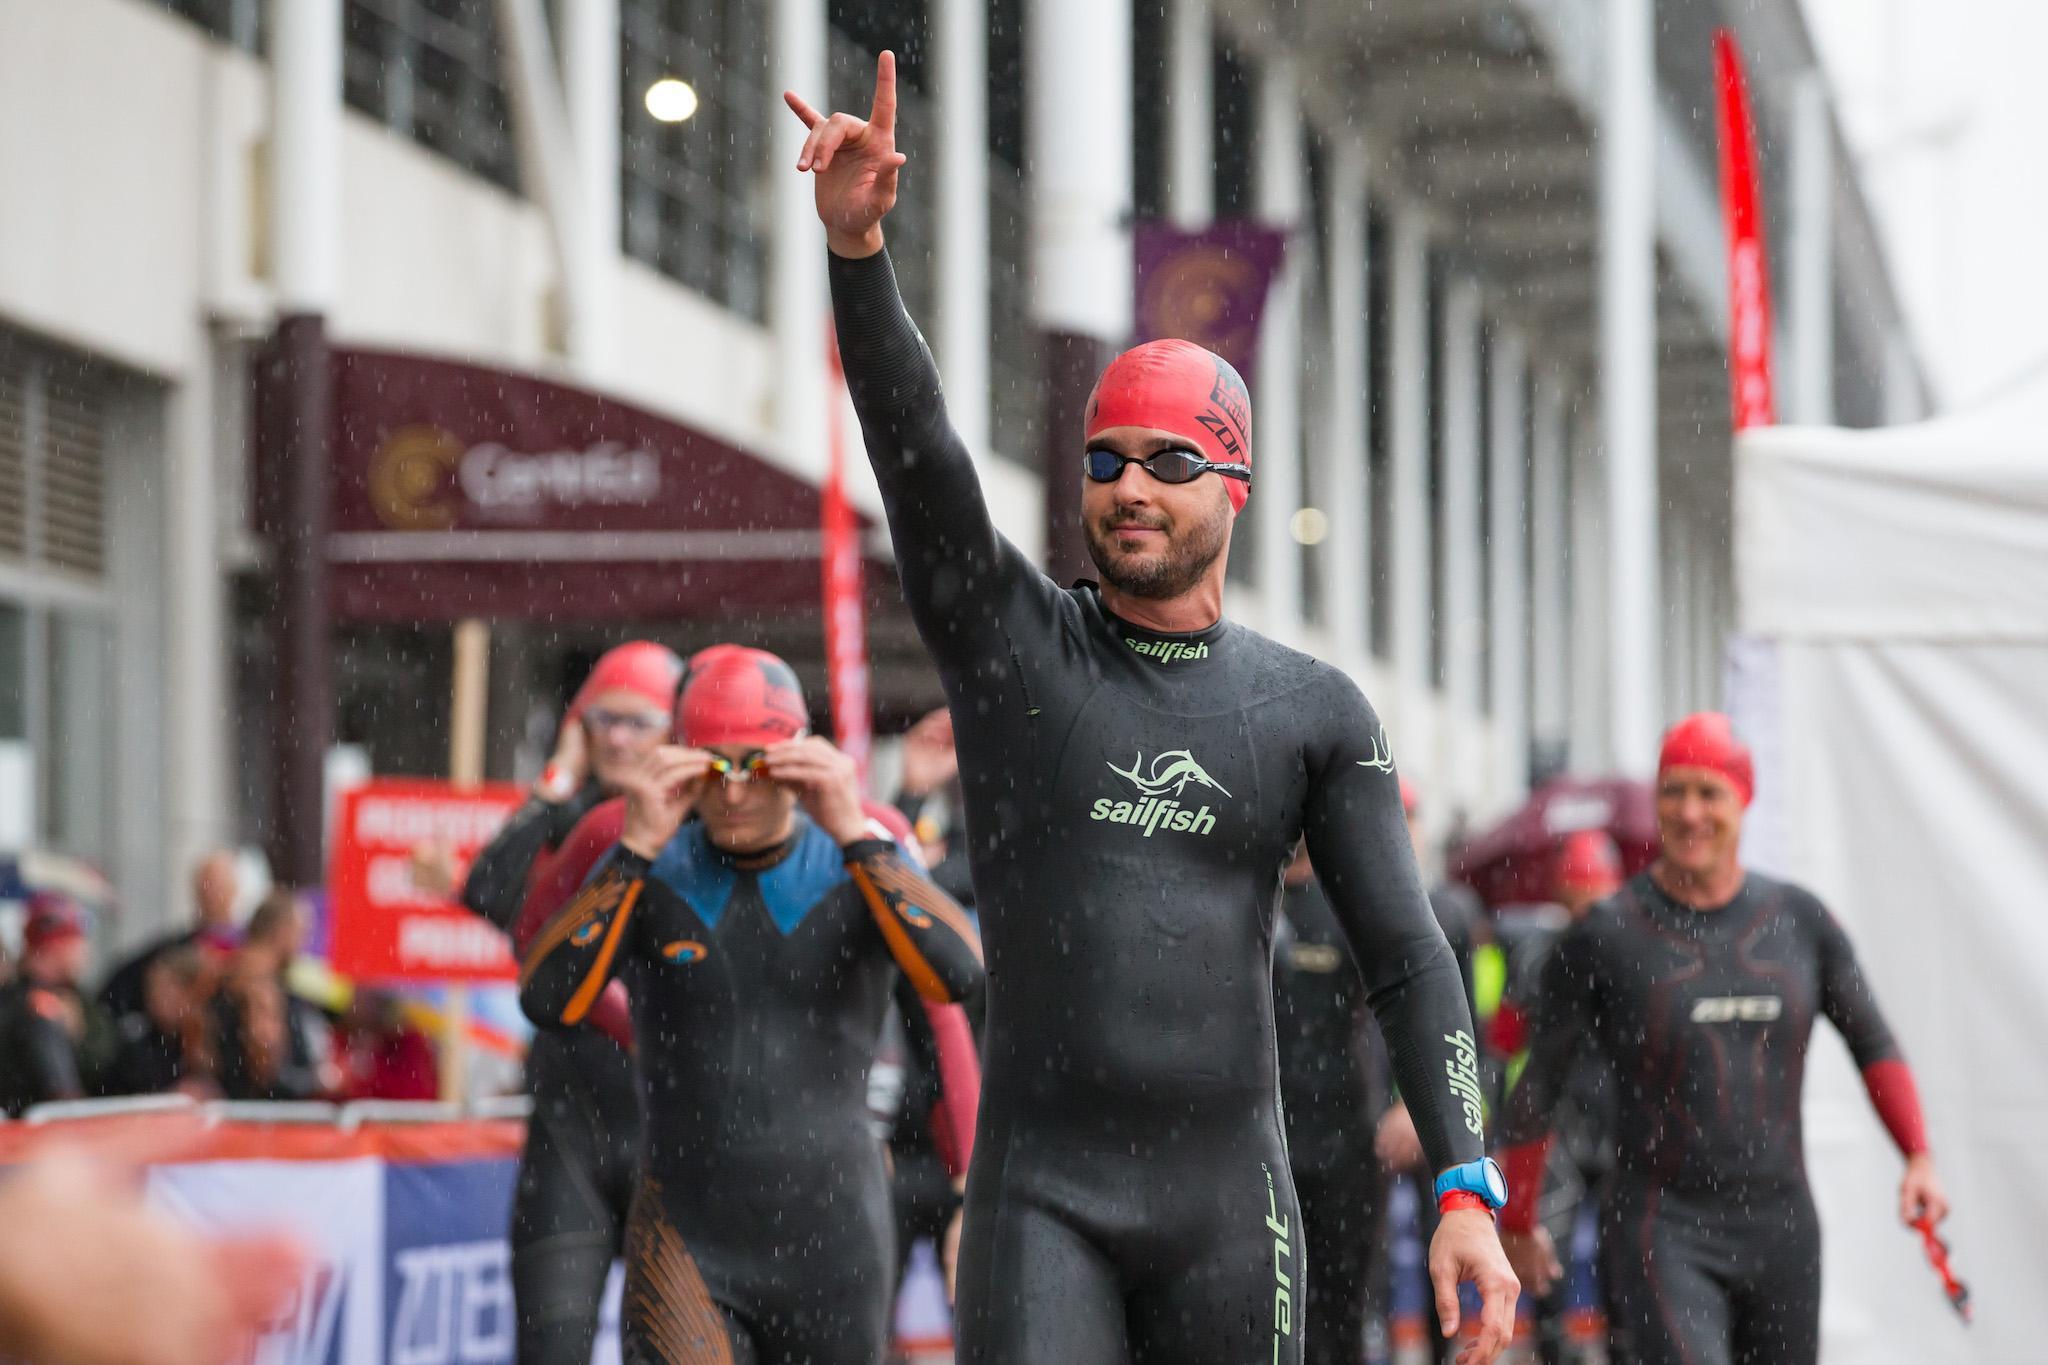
[1084,447,1250,486]
[705,751,772,783]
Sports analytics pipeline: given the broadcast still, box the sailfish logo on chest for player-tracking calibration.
[1106,749,1233,799]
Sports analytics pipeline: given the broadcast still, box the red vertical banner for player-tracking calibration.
[823,332,872,784]
[1714,29,1779,431]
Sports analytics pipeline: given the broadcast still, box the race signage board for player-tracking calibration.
[329,780,526,983]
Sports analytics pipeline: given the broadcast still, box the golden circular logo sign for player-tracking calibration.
[368,425,465,531]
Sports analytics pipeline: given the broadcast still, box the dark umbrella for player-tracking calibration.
[1450,777,1660,910]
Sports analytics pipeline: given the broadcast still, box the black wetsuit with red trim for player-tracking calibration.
[462,787,642,1365]
[832,246,1483,1364]
[521,811,983,1365]
[1497,871,1921,1365]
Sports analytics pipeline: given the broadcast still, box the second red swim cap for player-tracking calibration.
[1657,712,1755,807]
[569,641,685,719]
[1084,339,1253,514]
[677,645,810,749]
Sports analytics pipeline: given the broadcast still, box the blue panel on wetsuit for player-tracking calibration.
[649,820,847,935]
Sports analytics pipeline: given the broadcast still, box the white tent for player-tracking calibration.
[1727,371,2048,1363]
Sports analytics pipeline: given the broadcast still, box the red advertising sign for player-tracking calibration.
[823,334,872,783]
[328,780,528,983]
[1714,29,1779,431]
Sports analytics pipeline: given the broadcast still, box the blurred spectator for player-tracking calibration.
[0,893,114,1114]
[101,944,218,1098]
[334,989,438,1102]
[211,893,327,1101]
[892,707,975,907]
[100,850,241,1022]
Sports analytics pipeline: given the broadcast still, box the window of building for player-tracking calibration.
[1367,201,1391,660]
[343,0,521,191]
[621,0,773,320]
[987,0,1038,468]
[144,0,263,52]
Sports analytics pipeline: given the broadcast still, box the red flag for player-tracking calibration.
[1714,29,1778,430]
[823,331,872,783]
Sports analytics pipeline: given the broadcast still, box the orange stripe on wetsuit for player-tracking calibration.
[846,844,981,1003]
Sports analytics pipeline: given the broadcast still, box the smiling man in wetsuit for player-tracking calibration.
[783,53,1516,1365]
[1494,713,1951,1365]
[520,645,984,1364]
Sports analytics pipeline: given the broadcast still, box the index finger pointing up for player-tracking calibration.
[869,50,898,133]
[783,89,823,130]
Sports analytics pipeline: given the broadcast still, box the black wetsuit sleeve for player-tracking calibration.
[518,847,654,1029]
[1812,901,1901,1069]
[829,249,1059,671]
[461,788,602,932]
[1494,925,1599,1148]
[1299,676,1486,1175]
[844,839,985,1004]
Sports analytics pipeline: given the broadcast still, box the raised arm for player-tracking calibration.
[787,53,1051,668]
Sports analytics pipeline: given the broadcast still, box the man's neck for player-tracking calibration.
[1098,578,1225,635]
[712,815,802,869]
[1649,857,1746,910]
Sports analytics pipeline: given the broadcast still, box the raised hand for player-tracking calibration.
[618,745,713,859]
[763,736,870,845]
[783,50,908,257]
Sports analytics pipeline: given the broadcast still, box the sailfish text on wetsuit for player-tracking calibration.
[1446,1029,1486,1136]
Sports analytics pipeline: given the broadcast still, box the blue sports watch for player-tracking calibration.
[1433,1157,1509,1211]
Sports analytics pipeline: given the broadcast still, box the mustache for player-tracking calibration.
[1101,512,1170,532]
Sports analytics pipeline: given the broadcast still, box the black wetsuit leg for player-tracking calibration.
[1293,1159,1382,1365]
[513,1030,642,1364]
[1600,1182,1821,1365]
[956,1134,1305,1365]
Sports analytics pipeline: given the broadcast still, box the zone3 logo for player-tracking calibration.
[1089,748,1227,836]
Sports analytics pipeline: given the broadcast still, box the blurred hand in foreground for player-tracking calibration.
[0,1150,303,1365]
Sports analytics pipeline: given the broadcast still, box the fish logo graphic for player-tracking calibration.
[1107,749,1233,799]
[1356,724,1395,773]
[661,940,708,965]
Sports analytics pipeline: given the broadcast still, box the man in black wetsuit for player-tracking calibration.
[1495,713,1952,1365]
[521,645,984,1364]
[462,640,682,1364]
[784,53,1516,1364]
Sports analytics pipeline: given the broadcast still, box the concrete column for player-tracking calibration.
[1166,0,1213,228]
[266,0,342,885]
[934,0,992,454]
[1030,0,1132,577]
[1788,70,1835,426]
[774,0,830,473]
[1570,409,1609,771]
[1254,56,1304,637]
[1602,0,1660,774]
[562,0,619,372]
[1322,139,1369,663]
[272,0,341,314]
[1529,373,1570,752]
[1441,280,1483,686]
[1488,328,1530,800]
[1388,205,1432,728]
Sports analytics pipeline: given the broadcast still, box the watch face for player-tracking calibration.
[1483,1159,1509,1206]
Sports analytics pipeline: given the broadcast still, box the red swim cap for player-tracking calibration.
[1554,829,1623,896]
[677,646,810,749]
[569,641,684,719]
[1085,339,1253,514]
[1657,712,1754,807]
[24,891,88,951]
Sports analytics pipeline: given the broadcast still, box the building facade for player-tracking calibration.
[0,0,1921,935]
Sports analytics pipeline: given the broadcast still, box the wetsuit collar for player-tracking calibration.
[1078,582,1230,670]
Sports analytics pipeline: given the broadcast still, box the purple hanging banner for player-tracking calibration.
[1132,219,1291,378]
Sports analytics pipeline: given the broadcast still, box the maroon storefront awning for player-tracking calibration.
[307,347,883,624]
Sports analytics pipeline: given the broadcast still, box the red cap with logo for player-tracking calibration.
[1084,339,1253,514]
[677,646,810,749]
[1553,829,1624,897]
[1657,712,1755,807]
[24,891,88,952]
[569,641,685,720]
